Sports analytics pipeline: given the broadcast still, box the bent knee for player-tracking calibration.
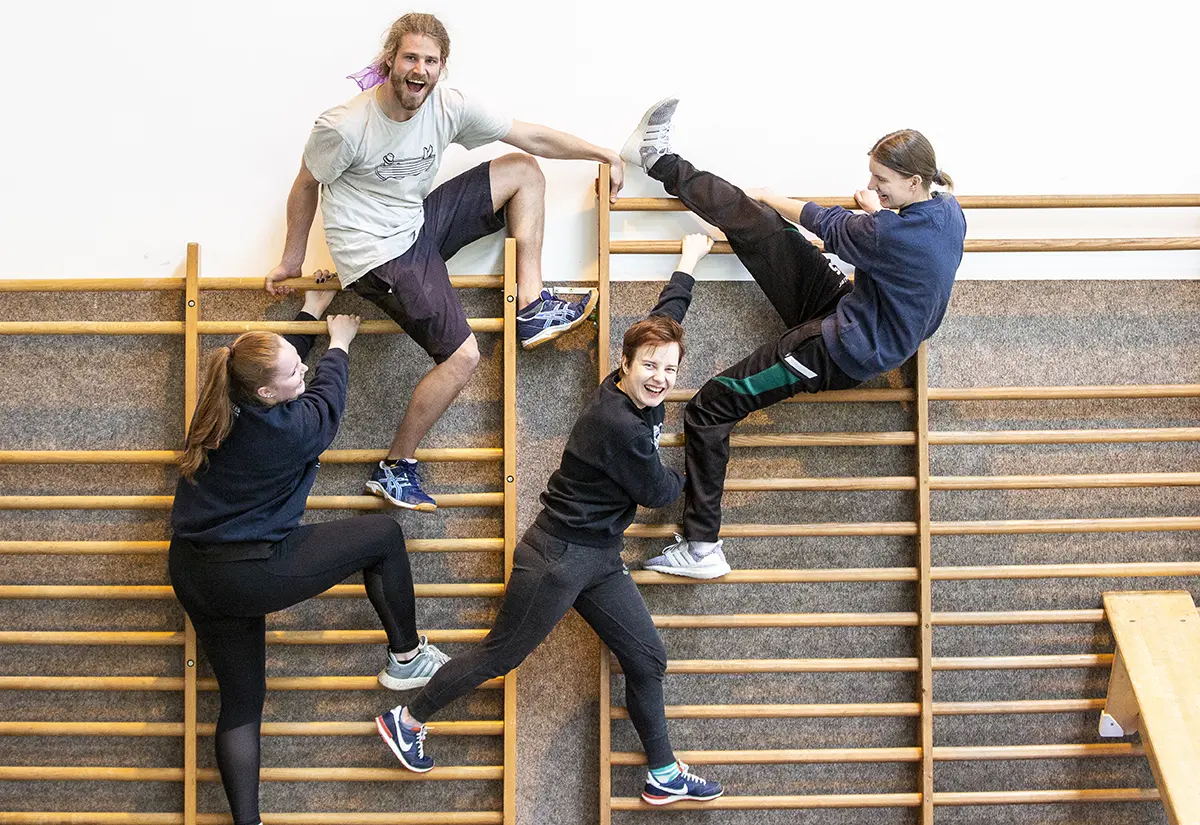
[495,152,545,186]
[449,334,481,372]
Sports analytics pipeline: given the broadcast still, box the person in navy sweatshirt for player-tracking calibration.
[168,282,448,825]
[375,235,723,806]
[621,98,967,578]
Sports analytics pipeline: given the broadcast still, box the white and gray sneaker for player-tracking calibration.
[378,634,451,690]
[644,534,731,579]
[620,97,679,171]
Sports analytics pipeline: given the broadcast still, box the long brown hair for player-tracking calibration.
[374,12,451,76]
[869,129,954,191]
[180,332,283,480]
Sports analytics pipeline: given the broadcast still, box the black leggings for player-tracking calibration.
[408,524,675,767]
[169,514,418,825]
[649,154,860,541]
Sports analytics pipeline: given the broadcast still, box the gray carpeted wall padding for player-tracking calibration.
[1,277,1196,825]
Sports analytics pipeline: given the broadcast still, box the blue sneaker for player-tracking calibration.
[365,460,437,512]
[376,705,434,772]
[641,761,723,805]
[517,289,599,350]
[378,635,451,690]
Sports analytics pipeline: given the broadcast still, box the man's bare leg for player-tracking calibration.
[385,334,481,461]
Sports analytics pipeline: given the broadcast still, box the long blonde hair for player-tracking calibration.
[180,332,283,480]
[374,12,451,76]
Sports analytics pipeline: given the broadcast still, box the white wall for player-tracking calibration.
[2,0,1198,282]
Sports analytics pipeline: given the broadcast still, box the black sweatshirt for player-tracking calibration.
[170,317,348,551]
[534,271,694,549]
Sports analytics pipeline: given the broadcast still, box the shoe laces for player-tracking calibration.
[645,122,672,149]
[411,724,427,758]
[677,760,705,785]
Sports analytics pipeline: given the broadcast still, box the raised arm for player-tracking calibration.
[501,120,625,202]
[647,234,713,324]
[266,160,321,296]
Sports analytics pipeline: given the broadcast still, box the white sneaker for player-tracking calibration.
[644,534,731,579]
[620,97,679,171]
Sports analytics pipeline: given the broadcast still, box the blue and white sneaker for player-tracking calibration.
[378,635,451,690]
[641,760,723,805]
[376,705,434,772]
[517,289,599,350]
[365,460,437,512]
[645,535,731,579]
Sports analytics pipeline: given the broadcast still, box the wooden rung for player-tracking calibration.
[931,654,1112,671]
[610,793,921,810]
[0,493,504,510]
[0,628,492,646]
[613,658,920,674]
[0,813,505,825]
[0,765,502,782]
[197,319,503,335]
[932,610,1106,625]
[933,561,1200,580]
[658,432,916,448]
[610,194,1200,211]
[0,675,503,691]
[610,238,1200,255]
[0,583,504,599]
[934,699,1106,715]
[263,629,488,644]
[610,702,920,720]
[611,747,920,765]
[0,322,184,335]
[652,612,919,628]
[932,472,1200,490]
[930,384,1200,401]
[0,538,504,554]
[632,568,918,584]
[725,476,916,492]
[932,516,1200,535]
[0,448,501,465]
[0,720,502,737]
[933,788,1160,805]
[625,522,917,538]
[665,387,914,403]
[930,427,1200,445]
[197,275,504,291]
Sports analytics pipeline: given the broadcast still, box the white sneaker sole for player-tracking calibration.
[641,788,725,805]
[376,714,433,773]
[377,668,436,691]
[520,290,599,350]
[620,96,677,169]
[643,560,731,579]
[364,480,437,512]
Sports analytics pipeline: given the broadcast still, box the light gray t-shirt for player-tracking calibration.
[303,85,511,287]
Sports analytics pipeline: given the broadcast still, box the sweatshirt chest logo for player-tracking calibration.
[375,146,436,181]
[652,423,662,450]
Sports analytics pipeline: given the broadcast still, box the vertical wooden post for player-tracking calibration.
[597,165,612,383]
[502,238,519,825]
[915,342,934,824]
[598,644,612,825]
[182,243,200,825]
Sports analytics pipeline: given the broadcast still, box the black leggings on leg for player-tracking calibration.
[170,514,417,825]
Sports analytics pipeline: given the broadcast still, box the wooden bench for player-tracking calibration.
[1100,590,1200,825]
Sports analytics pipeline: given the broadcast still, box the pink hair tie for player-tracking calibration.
[347,65,387,91]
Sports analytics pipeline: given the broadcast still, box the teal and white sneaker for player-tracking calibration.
[378,635,450,690]
[641,760,723,805]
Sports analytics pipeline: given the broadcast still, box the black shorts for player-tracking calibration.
[350,161,505,364]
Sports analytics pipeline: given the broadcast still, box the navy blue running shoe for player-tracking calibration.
[365,460,437,512]
[641,761,723,805]
[517,289,598,350]
[376,705,434,772]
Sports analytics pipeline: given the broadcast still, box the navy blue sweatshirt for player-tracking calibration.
[534,271,694,549]
[171,322,348,548]
[800,193,966,382]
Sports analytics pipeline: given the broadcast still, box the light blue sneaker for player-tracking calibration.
[641,760,723,805]
[365,460,437,512]
[376,705,434,772]
[378,635,450,690]
[517,289,598,350]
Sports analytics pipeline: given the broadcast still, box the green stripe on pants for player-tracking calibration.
[713,362,802,397]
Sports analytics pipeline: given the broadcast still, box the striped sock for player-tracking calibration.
[649,761,681,784]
